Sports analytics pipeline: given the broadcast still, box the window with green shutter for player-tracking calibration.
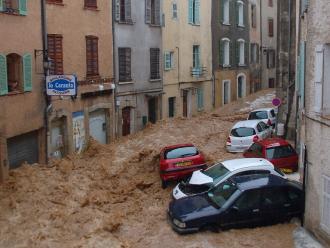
[19,0,27,15]
[23,53,32,92]
[197,87,204,111]
[0,0,3,11]
[188,0,200,25]
[0,54,8,96]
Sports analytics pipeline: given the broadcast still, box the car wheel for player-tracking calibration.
[161,180,168,189]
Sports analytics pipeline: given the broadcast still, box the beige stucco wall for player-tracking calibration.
[46,1,114,155]
[298,0,330,245]
[46,1,113,81]
[162,0,213,118]
[0,1,45,180]
[214,69,250,107]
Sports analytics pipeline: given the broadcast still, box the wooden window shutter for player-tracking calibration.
[85,0,97,8]
[150,48,160,79]
[145,0,151,24]
[188,0,193,24]
[86,36,99,77]
[0,0,3,11]
[119,48,131,82]
[125,0,132,21]
[256,44,259,63]
[230,40,234,65]
[154,0,160,25]
[244,41,248,65]
[219,0,224,23]
[23,53,32,92]
[48,34,63,75]
[115,0,120,21]
[219,40,224,66]
[268,19,274,37]
[235,1,239,26]
[194,0,200,24]
[19,0,27,15]
[236,41,240,65]
[0,54,8,95]
[314,45,324,113]
[164,52,171,70]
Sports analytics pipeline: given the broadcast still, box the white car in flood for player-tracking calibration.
[172,158,286,200]
[248,108,277,129]
[226,120,272,153]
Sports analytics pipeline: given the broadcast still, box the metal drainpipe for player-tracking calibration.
[41,0,50,164]
[259,0,263,91]
[284,0,292,138]
[112,0,118,139]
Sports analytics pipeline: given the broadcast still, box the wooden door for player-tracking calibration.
[182,90,188,117]
[122,107,131,136]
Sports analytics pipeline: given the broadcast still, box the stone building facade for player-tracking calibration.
[212,0,250,108]
[45,0,115,158]
[297,0,330,245]
[113,0,163,136]
[162,0,213,119]
[0,0,46,181]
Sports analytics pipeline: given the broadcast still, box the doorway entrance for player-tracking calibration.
[122,107,131,136]
[148,97,157,124]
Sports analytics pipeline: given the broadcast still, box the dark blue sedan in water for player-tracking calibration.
[168,174,303,234]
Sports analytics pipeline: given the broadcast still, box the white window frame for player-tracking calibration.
[164,51,174,70]
[222,79,231,105]
[223,0,230,25]
[238,38,245,66]
[237,73,246,98]
[321,175,330,234]
[238,1,244,27]
[222,38,230,67]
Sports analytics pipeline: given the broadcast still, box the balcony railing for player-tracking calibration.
[190,66,207,78]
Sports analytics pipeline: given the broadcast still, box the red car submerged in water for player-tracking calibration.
[243,138,298,173]
[159,144,206,188]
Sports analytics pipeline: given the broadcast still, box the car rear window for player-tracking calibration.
[231,127,256,137]
[203,163,230,181]
[164,146,198,159]
[266,145,296,159]
[248,111,268,120]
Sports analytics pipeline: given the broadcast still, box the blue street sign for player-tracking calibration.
[46,75,77,96]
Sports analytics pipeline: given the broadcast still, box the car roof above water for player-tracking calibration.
[232,174,289,191]
[221,158,274,172]
[232,120,261,129]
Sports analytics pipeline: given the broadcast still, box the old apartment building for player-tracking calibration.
[162,0,213,119]
[297,0,330,245]
[249,0,261,93]
[212,0,250,108]
[113,0,163,136]
[0,0,46,181]
[261,0,277,89]
[46,0,115,158]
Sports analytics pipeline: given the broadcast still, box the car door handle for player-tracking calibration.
[252,209,260,213]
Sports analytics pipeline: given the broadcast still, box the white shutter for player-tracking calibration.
[145,0,151,24]
[115,0,120,21]
[125,0,131,21]
[314,45,324,113]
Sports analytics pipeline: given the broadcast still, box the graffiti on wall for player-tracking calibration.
[72,111,85,153]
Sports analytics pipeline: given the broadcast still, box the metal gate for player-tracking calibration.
[7,131,39,169]
[89,109,107,144]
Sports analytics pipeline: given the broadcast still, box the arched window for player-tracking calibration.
[6,53,22,93]
[237,73,246,98]
[237,1,244,27]
[237,39,245,66]
[221,38,231,66]
[223,0,230,24]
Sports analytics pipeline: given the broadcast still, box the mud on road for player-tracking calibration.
[0,89,297,248]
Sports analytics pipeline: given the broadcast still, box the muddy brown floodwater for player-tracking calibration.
[0,89,297,248]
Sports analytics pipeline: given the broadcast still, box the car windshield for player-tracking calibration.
[231,127,256,137]
[203,163,230,181]
[164,146,198,159]
[207,180,238,208]
[248,111,268,120]
[266,145,296,159]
